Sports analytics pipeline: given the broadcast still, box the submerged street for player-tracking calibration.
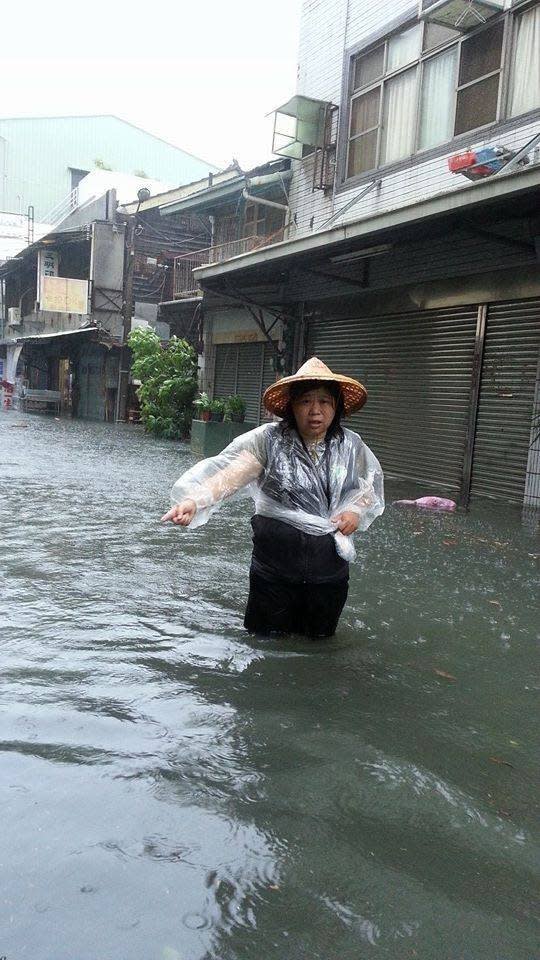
[1,410,539,960]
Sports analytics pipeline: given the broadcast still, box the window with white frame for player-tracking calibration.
[346,3,539,180]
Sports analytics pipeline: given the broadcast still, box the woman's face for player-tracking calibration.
[291,386,336,441]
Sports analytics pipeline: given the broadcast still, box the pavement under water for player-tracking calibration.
[0,410,538,960]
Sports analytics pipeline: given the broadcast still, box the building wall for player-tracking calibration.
[0,116,217,220]
[287,0,540,235]
[3,222,125,342]
[211,306,283,345]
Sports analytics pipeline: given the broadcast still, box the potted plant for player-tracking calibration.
[210,398,225,422]
[193,392,212,422]
[225,394,246,423]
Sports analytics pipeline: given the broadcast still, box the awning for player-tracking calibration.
[159,177,245,217]
[0,326,106,348]
[158,159,291,218]
[271,95,331,160]
[0,227,90,279]
[193,163,540,289]
[419,0,504,32]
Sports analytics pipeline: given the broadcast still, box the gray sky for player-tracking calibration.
[3,0,303,171]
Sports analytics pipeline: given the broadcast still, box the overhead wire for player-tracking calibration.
[139,220,208,244]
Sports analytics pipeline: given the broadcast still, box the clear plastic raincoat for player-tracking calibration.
[171,423,384,562]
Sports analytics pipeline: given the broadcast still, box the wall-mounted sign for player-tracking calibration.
[37,249,59,303]
[41,276,89,315]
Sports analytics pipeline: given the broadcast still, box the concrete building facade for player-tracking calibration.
[286,0,540,235]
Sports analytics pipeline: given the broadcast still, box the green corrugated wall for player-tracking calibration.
[0,115,217,220]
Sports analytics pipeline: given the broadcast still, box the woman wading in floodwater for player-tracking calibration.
[162,357,384,637]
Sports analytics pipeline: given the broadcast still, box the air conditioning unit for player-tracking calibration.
[8,306,21,326]
[419,0,505,31]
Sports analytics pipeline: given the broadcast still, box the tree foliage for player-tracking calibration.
[128,328,197,440]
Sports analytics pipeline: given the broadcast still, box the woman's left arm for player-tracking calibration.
[331,437,385,535]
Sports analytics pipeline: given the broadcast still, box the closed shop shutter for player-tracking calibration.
[307,305,478,491]
[214,340,277,424]
[214,343,238,399]
[237,341,265,423]
[77,344,107,421]
[470,298,540,503]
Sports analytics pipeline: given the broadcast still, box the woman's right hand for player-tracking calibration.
[160,499,197,526]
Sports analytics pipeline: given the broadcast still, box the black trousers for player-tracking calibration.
[244,572,349,638]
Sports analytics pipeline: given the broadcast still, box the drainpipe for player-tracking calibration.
[241,169,292,212]
[241,190,289,212]
[245,171,292,189]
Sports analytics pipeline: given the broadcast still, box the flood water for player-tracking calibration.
[1,410,539,960]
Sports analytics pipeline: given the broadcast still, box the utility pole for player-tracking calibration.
[115,186,151,422]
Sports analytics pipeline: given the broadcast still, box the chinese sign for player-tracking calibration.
[37,249,59,303]
[41,276,89,315]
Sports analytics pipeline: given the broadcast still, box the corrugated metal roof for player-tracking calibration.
[121,158,290,216]
[0,225,90,278]
[120,164,243,215]
[0,326,103,347]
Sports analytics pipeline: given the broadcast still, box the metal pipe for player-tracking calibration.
[319,179,381,231]
[495,131,540,175]
[458,303,487,508]
[241,189,289,212]
[245,171,292,188]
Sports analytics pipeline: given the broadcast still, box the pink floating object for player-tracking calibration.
[393,496,456,512]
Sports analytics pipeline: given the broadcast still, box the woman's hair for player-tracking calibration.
[280,379,345,440]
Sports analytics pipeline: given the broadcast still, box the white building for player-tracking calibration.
[192,0,540,509]
[287,0,540,234]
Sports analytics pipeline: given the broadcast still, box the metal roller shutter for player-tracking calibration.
[237,342,265,423]
[214,343,238,399]
[214,341,277,424]
[470,298,540,503]
[307,305,478,491]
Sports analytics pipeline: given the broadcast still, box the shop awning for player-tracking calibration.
[0,326,105,348]
[193,163,540,291]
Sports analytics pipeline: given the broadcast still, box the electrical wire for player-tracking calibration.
[138,220,209,245]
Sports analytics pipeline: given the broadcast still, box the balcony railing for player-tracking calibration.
[173,230,283,298]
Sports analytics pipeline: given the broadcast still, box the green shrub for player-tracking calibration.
[128,328,197,440]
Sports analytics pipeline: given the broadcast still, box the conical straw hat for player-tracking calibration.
[263,356,367,417]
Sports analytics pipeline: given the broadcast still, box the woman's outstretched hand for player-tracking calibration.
[161,499,197,526]
[331,511,359,536]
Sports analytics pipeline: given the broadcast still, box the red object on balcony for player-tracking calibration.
[467,164,494,176]
[448,151,477,172]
